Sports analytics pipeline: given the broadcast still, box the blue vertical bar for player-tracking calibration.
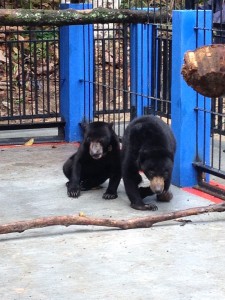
[171,10,212,187]
[196,11,211,184]
[130,10,153,117]
[59,4,93,142]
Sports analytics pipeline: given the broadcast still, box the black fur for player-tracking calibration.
[63,121,121,199]
[122,115,176,210]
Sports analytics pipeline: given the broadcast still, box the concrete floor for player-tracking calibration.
[1,143,225,300]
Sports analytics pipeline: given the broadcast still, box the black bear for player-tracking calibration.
[121,115,176,211]
[63,121,121,199]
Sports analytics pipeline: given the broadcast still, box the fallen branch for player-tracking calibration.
[0,203,225,235]
[0,8,170,26]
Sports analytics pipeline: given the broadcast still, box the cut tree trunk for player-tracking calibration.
[0,8,170,26]
[0,202,224,235]
[181,44,225,98]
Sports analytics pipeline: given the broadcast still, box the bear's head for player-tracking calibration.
[138,148,174,194]
[82,122,114,160]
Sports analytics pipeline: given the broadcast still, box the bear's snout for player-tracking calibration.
[89,142,103,159]
[149,177,164,194]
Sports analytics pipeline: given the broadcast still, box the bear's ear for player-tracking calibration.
[166,151,175,162]
[139,148,149,158]
[134,123,143,131]
[79,120,88,132]
[109,122,114,129]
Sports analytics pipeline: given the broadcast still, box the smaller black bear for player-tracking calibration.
[63,121,121,199]
[122,115,176,211]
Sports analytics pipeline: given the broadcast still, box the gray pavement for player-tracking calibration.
[1,143,225,300]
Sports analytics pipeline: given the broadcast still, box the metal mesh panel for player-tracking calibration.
[91,0,180,136]
[0,0,61,141]
[0,0,180,140]
[192,1,225,191]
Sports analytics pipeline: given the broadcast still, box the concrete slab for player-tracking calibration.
[1,143,225,300]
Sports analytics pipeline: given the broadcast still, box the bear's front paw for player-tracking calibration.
[131,203,158,211]
[102,192,118,200]
[157,190,173,202]
[67,184,81,198]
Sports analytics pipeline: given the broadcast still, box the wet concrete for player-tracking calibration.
[1,143,225,300]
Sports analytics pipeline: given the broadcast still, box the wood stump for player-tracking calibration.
[181,44,225,98]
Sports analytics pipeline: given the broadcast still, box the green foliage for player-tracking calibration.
[4,0,60,9]
[120,0,162,9]
[120,0,185,9]
[120,0,147,9]
[34,29,58,41]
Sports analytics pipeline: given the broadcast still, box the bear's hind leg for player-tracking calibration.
[80,174,108,191]
[63,156,74,180]
[80,179,103,191]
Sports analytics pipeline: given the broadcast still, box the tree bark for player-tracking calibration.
[0,203,224,235]
[181,44,225,98]
[0,8,170,26]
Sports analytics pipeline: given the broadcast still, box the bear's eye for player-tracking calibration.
[98,138,105,144]
[148,171,154,177]
[86,137,91,143]
[164,171,169,178]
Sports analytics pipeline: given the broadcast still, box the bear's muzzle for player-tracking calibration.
[149,176,164,194]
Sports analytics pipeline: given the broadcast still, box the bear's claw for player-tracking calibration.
[102,192,118,200]
[131,203,158,211]
[67,186,81,198]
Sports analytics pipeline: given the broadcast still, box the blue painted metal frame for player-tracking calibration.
[58,7,213,187]
[59,4,93,142]
[171,10,212,187]
[130,9,156,118]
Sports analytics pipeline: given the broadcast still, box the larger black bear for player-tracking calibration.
[63,121,121,199]
[122,115,176,211]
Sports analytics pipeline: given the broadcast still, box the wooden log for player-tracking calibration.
[0,202,224,235]
[0,8,170,26]
[181,44,225,98]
